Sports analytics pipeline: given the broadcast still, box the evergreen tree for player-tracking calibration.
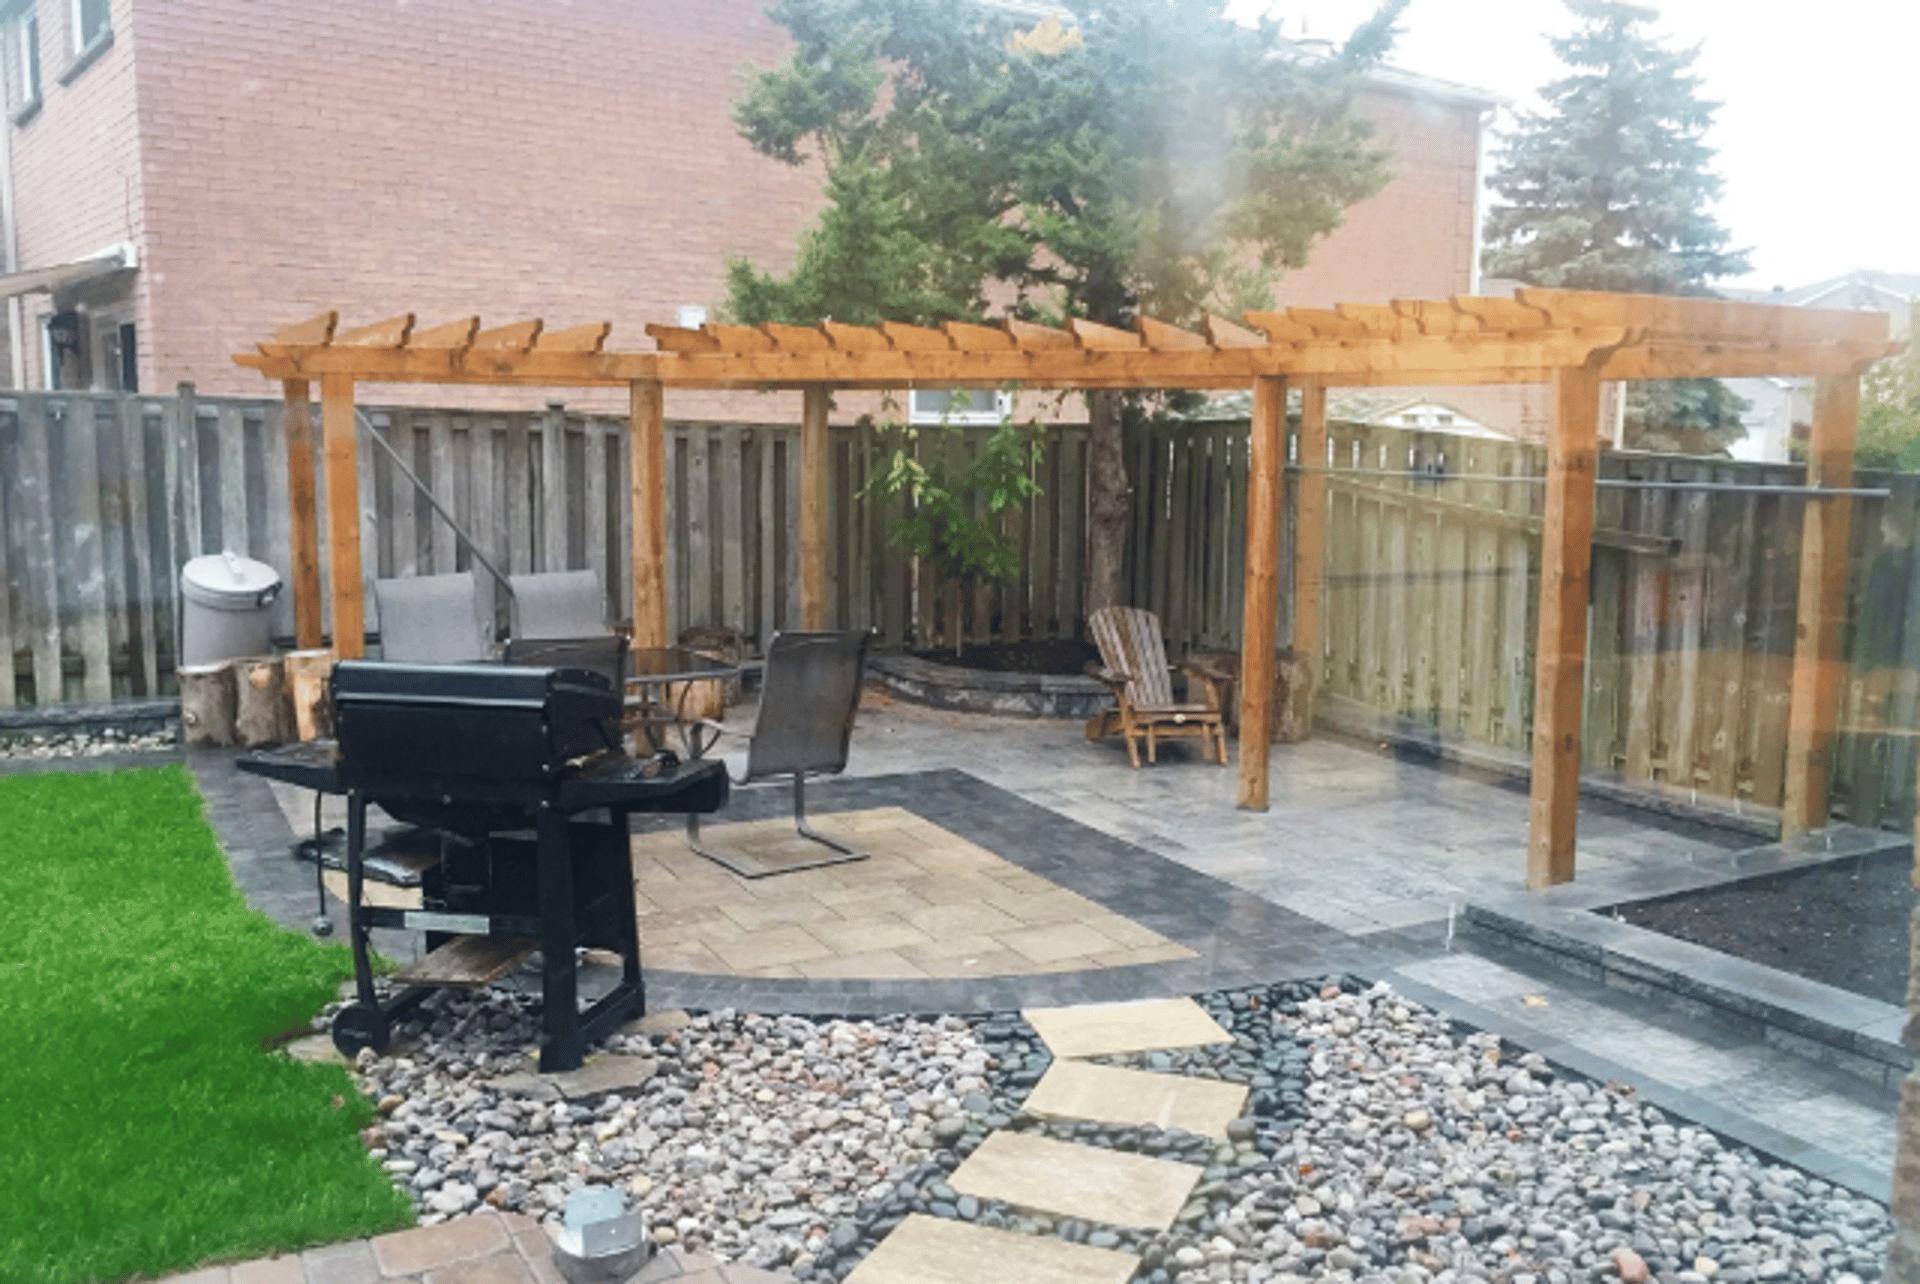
[1482,0,1752,453]
[728,0,1407,612]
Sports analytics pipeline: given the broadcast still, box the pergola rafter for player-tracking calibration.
[237,289,1897,888]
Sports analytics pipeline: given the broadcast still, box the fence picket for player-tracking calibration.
[17,397,60,703]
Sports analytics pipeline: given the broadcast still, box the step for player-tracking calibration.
[844,1214,1138,1284]
[949,1130,1202,1231]
[1022,1060,1248,1139]
[1022,997,1233,1059]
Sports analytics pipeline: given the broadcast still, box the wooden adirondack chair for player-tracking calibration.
[1085,605,1230,767]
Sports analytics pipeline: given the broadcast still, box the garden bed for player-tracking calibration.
[1611,844,1914,1007]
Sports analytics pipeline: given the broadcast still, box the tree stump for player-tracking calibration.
[1192,648,1315,744]
[679,626,747,706]
[178,662,237,747]
[284,649,335,741]
[235,657,293,747]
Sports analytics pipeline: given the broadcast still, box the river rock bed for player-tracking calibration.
[0,724,176,760]
[336,978,1891,1282]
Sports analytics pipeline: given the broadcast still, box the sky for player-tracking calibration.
[1232,0,1920,291]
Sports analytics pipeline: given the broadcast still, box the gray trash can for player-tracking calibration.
[180,551,282,667]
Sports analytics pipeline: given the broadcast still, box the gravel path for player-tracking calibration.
[336,978,1892,1282]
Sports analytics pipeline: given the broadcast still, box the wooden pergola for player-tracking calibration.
[237,288,1894,888]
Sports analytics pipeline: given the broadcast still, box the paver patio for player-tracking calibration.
[174,681,1905,1282]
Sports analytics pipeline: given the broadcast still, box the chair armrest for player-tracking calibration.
[1177,657,1233,711]
[1084,661,1130,690]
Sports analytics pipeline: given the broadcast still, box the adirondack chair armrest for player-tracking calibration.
[1177,656,1233,712]
[1084,660,1130,691]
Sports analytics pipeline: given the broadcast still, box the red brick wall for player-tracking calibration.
[128,0,822,414]
[1274,85,1485,308]
[15,2,1488,418]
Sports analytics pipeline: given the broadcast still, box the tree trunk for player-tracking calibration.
[1084,388,1129,613]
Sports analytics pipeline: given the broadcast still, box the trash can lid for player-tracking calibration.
[181,551,282,610]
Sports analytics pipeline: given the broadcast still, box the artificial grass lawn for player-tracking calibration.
[0,767,413,1284]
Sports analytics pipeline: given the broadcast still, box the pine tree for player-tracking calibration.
[1482,0,1752,453]
[728,0,1408,612]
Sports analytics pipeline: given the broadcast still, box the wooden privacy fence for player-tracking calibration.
[3,387,1916,830]
[1123,417,1920,831]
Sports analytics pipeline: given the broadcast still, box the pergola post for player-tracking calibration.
[1527,357,1604,888]
[281,378,323,650]
[1237,375,1287,810]
[800,386,831,630]
[1291,382,1329,724]
[628,380,669,650]
[319,374,365,658]
[1781,372,1861,836]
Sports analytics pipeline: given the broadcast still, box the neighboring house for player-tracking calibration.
[1723,272,1920,463]
[0,0,1496,416]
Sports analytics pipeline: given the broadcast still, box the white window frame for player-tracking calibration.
[69,0,108,55]
[14,6,40,110]
[909,387,1012,425]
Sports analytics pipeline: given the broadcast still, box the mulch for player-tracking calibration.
[1613,845,1914,1006]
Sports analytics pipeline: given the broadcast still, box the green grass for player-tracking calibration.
[0,767,413,1284]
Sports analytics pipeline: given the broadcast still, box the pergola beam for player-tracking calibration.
[236,289,1887,889]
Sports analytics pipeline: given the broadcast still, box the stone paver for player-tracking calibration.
[372,1214,513,1276]
[230,1257,306,1284]
[1022,997,1232,1059]
[1023,1060,1249,1139]
[948,1130,1203,1230]
[843,1214,1138,1284]
[299,1239,382,1284]
[630,808,1191,979]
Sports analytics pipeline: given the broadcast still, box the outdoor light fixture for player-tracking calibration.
[549,1185,650,1283]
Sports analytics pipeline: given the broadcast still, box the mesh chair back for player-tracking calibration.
[510,570,608,640]
[1089,606,1175,709]
[374,571,490,663]
[745,631,871,780]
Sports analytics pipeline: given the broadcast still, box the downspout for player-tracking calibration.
[0,65,21,389]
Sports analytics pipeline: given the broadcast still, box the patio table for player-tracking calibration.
[625,646,741,758]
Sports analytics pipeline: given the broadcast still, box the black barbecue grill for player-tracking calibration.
[239,659,727,1071]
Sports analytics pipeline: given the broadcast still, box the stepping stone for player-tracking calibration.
[1022,997,1232,1059]
[1023,1060,1249,1139]
[949,1130,1202,1231]
[844,1214,1137,1284]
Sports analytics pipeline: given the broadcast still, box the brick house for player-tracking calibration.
[0,0,1496,418]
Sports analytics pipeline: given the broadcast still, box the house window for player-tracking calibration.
[12,6,40,113]
[909,388,1011,424]
[70,0,107,53]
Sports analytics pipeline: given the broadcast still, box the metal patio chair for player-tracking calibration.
[508,569,618,640]
[684,629,871,879]
[373,570,493,663]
